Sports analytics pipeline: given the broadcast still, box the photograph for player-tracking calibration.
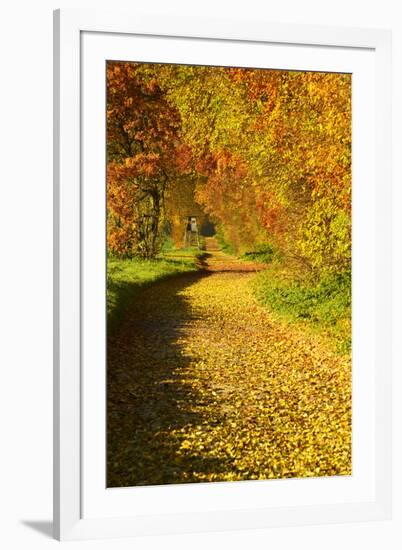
[106,60,352,488]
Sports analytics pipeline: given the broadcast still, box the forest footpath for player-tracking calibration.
[107,239,351,487]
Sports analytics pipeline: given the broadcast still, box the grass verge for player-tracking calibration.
[107,249,199,332]
[252,266,351,354]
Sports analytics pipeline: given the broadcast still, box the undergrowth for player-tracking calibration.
[252,266,351,354]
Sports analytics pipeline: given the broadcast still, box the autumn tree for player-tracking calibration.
[162,65,267,252]
[107,62,182,258]
[236,70,352,276]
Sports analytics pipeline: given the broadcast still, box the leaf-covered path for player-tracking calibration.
[107,239,351,487]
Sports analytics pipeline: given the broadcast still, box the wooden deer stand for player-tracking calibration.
[183,216,200,249]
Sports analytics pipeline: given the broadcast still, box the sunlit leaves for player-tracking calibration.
[107,251,351,486]
[107,61,351,275]
[160,66,352,276]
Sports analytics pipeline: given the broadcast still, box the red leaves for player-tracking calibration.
[172,143,194,173]
[106,61,187,257]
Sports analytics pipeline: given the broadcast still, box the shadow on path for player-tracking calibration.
[107,271,236,487]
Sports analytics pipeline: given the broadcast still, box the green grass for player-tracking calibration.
[107,250,199,332]
[241,243,279,264]
[252,267,351,354]
[159,236,176,252]
[158,247,201,259]
[214,232,236,255]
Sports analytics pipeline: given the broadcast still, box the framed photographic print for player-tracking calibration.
[53,8,392,541]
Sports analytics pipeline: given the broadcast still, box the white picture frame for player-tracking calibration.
[53,8,392,541]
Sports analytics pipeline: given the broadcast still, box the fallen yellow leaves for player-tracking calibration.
[107,256,351,487]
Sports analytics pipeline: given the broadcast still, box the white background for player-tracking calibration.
[0,0,400,548]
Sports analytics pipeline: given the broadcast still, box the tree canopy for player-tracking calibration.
[107,61,351,278]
